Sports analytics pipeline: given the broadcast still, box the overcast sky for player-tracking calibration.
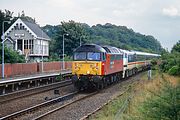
[1,0,180,50]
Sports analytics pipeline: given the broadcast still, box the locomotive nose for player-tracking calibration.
[72,61,101,76]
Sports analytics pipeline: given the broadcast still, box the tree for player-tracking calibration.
[0,9,25,63]
[160,41,180,75]
[53,20,88,57]
[43,21,164,58]
[0,9,14,40]
[171,40,180,53]
[0,45,25,63]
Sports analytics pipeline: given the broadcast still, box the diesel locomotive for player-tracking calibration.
[72,44,160,90]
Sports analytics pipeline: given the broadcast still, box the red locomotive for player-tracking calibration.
[72,44,160,90]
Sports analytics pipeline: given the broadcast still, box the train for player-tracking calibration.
[71,44,160,90]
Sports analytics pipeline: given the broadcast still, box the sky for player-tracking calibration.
[1,0,180,50]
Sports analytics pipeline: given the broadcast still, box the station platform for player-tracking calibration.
[0,70,72,84]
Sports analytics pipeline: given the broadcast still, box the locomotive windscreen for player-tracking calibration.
[74,52,101,61]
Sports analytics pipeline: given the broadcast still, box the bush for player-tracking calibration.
[160,49,180,76]
[0,46,25,63]
[139,80,180,120]
[151,59,157,65]
[168,66,180,75]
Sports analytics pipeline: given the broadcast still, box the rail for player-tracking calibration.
[33,91,98,120]
[0,79,72,103]
[0,91,78,120]
[0,71,72,95]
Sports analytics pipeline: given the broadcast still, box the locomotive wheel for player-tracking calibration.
[126,70,129,78]
[103,77,108,88]
[98,81,104,89]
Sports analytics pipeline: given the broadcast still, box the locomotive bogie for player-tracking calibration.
[72,75,103,90]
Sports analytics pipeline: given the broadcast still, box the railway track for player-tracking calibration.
[0,90,98,120]
[1,72,143,120]
[0,79,73,103]
[0,71,72,95]
[33,91,98,120]
[32,78,139,120]
[0,91,79,120]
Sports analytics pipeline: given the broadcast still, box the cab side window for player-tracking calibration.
[102,53,106,61]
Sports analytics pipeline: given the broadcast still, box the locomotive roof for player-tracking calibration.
[74,44,106,53]
[74,44,160,57]
[74,44,123,54]
[102,46,123,54]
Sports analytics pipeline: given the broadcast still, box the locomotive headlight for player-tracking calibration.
[75,63,78,67]
[95,63,99,70]
[74,63,79,69]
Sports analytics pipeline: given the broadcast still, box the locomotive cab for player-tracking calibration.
[72,44,106,76]
[72,44,106,90]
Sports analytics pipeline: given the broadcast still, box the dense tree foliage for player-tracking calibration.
[84,23,163,52]
[1,9,164,63]
[43,20,88,59]
[42,22,163,60]
[160,41,180,76]
[0,9,14,39]
[171,40,180,53]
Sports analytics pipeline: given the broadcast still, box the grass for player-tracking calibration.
[88,90,130,120]
[89,68,179,120]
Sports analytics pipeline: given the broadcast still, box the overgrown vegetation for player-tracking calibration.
[160,40,180,76]
[43,22,163,60]
[90,69,180,120]
[0,45,25,63]
[139,76,179,120]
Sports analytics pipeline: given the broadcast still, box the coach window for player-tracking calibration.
[128,55,135,62]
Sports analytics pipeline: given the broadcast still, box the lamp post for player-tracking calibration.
[79,36,84,46]
[80,36,82,46]
[62,33,69,70]
[41,31,43,72]
[1,21,11,79]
